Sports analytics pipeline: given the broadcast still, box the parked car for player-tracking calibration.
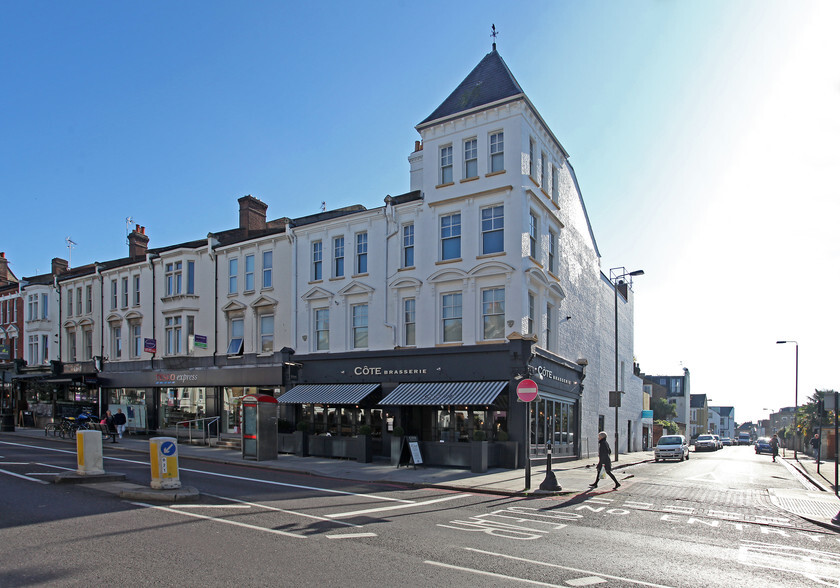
[754,437,773,454]
[695,434,718,451]
[721,437,733,446]
[655,435,689,462]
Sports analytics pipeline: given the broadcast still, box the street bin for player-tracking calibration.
[241,394,278,461]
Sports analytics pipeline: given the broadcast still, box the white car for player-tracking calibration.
[654,435,689,462]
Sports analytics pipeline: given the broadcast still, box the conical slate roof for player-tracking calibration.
[418,49,524,127]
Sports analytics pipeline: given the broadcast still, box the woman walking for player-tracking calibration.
[590,431,621,490]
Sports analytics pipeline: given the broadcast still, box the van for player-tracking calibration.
[738,432,751,445]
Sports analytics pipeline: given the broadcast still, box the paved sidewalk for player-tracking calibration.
[782,451,840,532]
[2,427,648,496]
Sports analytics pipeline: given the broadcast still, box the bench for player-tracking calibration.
[85,421,118,442]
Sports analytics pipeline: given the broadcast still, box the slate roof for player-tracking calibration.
[418,49,524,127]
[690,394,707,408]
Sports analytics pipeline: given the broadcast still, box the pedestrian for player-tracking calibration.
[103,410,117,443]
[810,433,820,462]
[770,434,779,462]
[113,408,127,439]
[590,431,620,490]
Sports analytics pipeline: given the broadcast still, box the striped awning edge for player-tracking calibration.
[378,381,507,406]
[277,383,380,405]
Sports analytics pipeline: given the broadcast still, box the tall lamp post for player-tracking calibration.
[776,340,798,459]
[610,267,644,462]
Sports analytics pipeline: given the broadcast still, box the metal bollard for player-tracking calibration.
[149,437,181,489]
[76,430,105,476]
[539,448,561,491]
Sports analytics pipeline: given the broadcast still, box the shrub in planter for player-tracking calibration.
[358,424,372,436]
[392,425,404,437]
[496,430,509,442]
[296,421,309,432]
[473,430,487,441]
[278,419,294,434]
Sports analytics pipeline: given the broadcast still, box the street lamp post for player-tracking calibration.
[610,267,644,462]
[776,340,798,459]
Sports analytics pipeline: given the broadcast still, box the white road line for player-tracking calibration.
[462,548,678,588]
[170,504,253,509]
[26,472,60,476]
[425,560,564,586]
[128,501,307,538]
[0,468,50,485]
[0,462,29,465]
[326,493,470,519]
[35,462,75,471]
[0,440,414,504]
[203,492,361,527]
[325,532,377,539]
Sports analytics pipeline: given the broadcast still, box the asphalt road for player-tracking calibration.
[1,439,837,587]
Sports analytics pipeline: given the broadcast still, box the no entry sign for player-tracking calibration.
[516,379,539,402]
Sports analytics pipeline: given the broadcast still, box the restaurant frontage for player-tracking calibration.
[279,336,585,469]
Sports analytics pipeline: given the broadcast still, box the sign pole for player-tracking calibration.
[517,379,539,492]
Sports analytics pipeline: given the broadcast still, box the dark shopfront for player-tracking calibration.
[11,362,101,429]
[281,337,584,469]
[98,364,285,435]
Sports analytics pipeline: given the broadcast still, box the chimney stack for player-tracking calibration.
[51,258,69,275]
[128,224,150,259]
[238,195,268,235]
[0,252,11,285]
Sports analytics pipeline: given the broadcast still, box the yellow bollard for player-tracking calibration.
[76,430,105,476]
[149,437,181,489]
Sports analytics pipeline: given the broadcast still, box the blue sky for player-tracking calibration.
[2,1,837,424]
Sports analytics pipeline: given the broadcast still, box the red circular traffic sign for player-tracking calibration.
[516,379,539,402]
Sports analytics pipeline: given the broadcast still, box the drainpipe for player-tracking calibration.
[147,253,158,369]
[383,196,399,347]
[95,263,104,360]
[287,229,297,347]
[207,234,219,365]
[56,276,62,362]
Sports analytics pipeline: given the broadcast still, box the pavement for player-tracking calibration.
[3,428,838,531]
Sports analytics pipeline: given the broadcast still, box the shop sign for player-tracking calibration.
[350,365,428,377]
[144,338,157,354]
[63,363,83,374]
[533,365,573,386]
[194,334,207,349]
[641,410,654,422]
[155,372,199,386]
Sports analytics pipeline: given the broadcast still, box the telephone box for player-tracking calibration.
[241,394,278,461]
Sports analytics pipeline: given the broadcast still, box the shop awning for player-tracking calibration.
[378,381,507,406]
[277,383,380,405]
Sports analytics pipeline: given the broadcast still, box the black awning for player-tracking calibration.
[378,381,507,406]
[277,383,380,405]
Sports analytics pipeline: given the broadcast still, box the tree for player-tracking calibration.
[652,397,677,421]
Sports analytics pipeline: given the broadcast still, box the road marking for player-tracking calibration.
[171,504,253,509]
[35,462,75,471]
[0,468,50,485]
[202,492,361,527]
[684,471,723,483]
[425,560,564,586]
[566,578,607,586]
[0,462,29,465]
[326,493,470,519]
[325,532,377,539]
[462,548,678,588]
[129,501,307,538]
[26,472,60,476]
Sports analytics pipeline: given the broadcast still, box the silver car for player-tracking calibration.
[695,434,717,451]
[655,435,689,462]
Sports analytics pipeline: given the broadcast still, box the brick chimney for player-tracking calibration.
[238,195,268,234]
[51,258,69,275]
[128,225,150,259]
[0,252,13,285]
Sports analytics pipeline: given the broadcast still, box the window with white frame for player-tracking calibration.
[548,230,557,274]
[312,242,322,281]
[133,275,140,305]
[489,131,504,173]
[110,324,121,359]
[245,254,255,292]
[442,292,462,343]
[67,288,73,316]
[481,205,504,255]
[315,308,329,351]
[166,261,183,296]
[403,298,415,346]
[527,292,535,335]
[121,277,129,308]
[110,280,117,310]
[27,295,38,321]
[333,236,344,278]
[41,334,48,363]
[529,212,538,259]
[440,144,453,184]
[228,258,238,294]
[464,138,478,179]
[352,304,368,348]
[28,335,38,365]
[83,329,92,361]
[85,285,92,314]
[546,304,553,351]
[259,314,274,353]
[529,138,536,178]
[551,164,559,203]
[131,323,142,358]
[482,287,505,340]
[76,287,82,315]
[540,151,547,188]
[165,316,181,355]
[187,261,195,294]
[440,213,461,260]
[262,251,272,289]
[355,232,368,274]
[227,317,244,355]
[402,224,414,268]
[41,294,48,319]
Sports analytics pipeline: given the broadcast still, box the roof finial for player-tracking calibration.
[491,24,498,51]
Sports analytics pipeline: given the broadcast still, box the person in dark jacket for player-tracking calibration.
[770,434,779,462]
[811,433,820,462]
[590,431,620,489]
[103,410,117,443]
[113,408,127,439]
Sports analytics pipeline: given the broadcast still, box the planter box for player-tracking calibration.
[471,441,488,473]
[307,435,372,462]
[494,441,519,469]
[391,436,404,466]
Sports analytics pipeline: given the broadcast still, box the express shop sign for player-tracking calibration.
[155,372,199,386]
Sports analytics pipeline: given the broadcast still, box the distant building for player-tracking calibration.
[641,368,690,433]
[710,406,735,440]
[689,393,708,439]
